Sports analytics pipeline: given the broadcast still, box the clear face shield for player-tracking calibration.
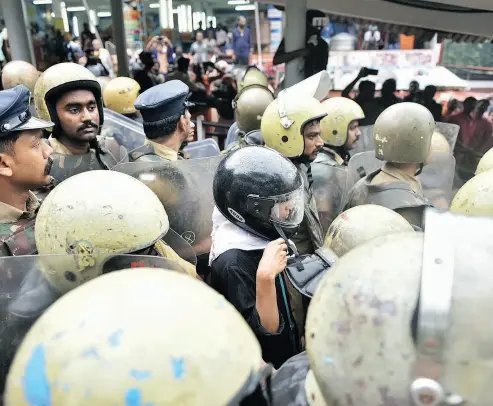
[248,186,304,229]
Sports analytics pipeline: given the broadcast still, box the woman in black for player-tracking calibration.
[210,146,303,368]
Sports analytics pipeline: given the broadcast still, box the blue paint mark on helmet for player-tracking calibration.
[170,357,185,380]
[108,329,124,347]
[130,370,152,381]
[22,343,52,406]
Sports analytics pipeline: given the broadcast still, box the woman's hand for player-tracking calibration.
[257,238,288,281]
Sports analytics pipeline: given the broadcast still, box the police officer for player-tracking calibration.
[450,168,493,215]
[324,204,414,257]
[103,76,142,123]
[303,209,493,405]
[261,91,326,255]
[0,85,54,257]
[345,103,435,230]
[318,97,365,166]
[224,84,273,152]
[6,269,272,406]
[34,62,119,180]
[1,60,41,117]
[475,146,493,176]
[35,169,198,293]
[129,80,195,162]
[1,60,41,94]
[225,66,270,147]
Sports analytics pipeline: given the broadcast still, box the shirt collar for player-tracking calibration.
[381,162,422,194]
[145,139,178,161]
[0,191,40,223]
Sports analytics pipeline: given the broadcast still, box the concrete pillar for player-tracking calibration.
[284,0,306,88]
[110,0,130,77]
[160,0,174,30]
[52,0,62,18]
[1,0,35,64]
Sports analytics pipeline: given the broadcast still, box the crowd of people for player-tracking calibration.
[1,8,493,406]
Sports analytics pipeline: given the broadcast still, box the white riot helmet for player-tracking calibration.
[307,209,493,405]
[6,269,267,405]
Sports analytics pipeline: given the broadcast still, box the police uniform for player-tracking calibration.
[345,103,434,230]
[130,80,193,162]
[0,85,54,257]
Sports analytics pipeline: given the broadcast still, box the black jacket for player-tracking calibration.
[211,249,301,368]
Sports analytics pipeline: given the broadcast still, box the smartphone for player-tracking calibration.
[367,68,379,76]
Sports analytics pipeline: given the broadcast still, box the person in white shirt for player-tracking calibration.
[363,25,381,50]
[92,39,115,78]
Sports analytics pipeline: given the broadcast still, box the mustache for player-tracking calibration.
[76,122,99,133]
[44,157,53,176]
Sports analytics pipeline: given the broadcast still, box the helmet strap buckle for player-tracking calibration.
[278,90,294,129]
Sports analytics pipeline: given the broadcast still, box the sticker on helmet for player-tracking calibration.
[228,207,246,223]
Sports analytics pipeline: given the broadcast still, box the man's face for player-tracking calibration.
[238,17,246,27]
[92,39,101,50]
[180,109,195,142]
[345,120,361,150]
[196,32,204,42]
[409,81,419,94]
[55,89,100,143]
[0,129,53,189]
[302,120,323,161]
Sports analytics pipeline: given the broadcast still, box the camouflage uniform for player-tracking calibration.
[48,136,120,182]
[0,192,39,257]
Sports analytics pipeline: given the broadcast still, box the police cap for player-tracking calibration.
[0,85,53,135]
[134,80,194,124]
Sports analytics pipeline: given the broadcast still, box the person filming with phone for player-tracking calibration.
[342,67,382,126]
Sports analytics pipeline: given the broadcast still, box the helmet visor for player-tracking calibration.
[269,186,304,227]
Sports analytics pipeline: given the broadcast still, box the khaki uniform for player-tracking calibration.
[0,192,39,257]
[154,240,198,279]
[316,145,345,166]
[129,139,179,162]
[346,162,429,229]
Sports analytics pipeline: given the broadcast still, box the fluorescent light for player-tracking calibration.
[73,15,79,37]
[33,0,53,5]
[61,1,70,32]
[235,4,256,10]
[97,11,111,17]
[149,3,160,8]
[228,0,249,4]
[51,12,55,17]
[67,6,86,12]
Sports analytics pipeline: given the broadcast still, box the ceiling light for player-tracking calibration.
[228,0,249,4]
[235,4,256,11]
[33,0,53,4]
[66,6,86,12]
[149,3,160,8]
[97,11,111,17]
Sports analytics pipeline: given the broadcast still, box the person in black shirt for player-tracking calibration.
[423,85,443,122]
[273,10,329,80]
[210,146,303,368]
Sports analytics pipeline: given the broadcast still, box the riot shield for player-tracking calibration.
[162,228,197,266]
[101,108,146,152]
[183,138,221,158]
[436,122,459,152]
[113,156,223,256]
[418,152,456,209]
[347,151,382,192]
[311,163,348,235]
[0,254,185,394]
[350,125,375,156]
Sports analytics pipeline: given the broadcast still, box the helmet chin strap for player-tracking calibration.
[274,223,299,257]
[415,163,424,176]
